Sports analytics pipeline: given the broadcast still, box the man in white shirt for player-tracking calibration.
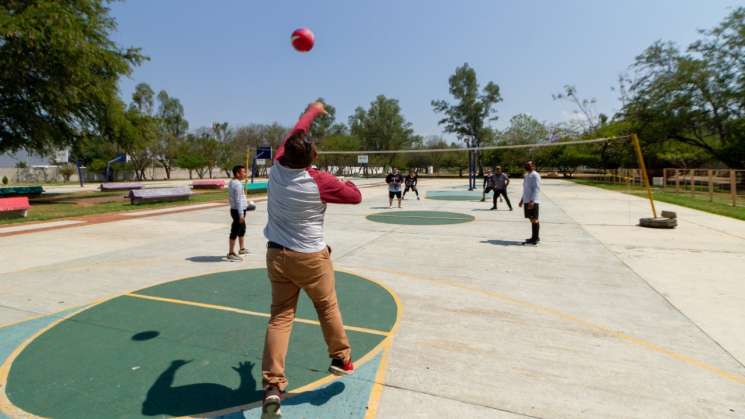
[518,160,541,245]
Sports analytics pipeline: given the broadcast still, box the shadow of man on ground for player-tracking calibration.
[141,360,262,417]
[186,256,227,263]
[283,381,346,407]
[480,239,524,246]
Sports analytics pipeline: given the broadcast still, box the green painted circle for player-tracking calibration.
[6,269,397,419]
[366,210,475,225]
[426,190,484,201]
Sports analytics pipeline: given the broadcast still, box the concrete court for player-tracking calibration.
[1,177,745,418]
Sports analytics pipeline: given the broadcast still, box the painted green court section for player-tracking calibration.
[5,269,396,419]
[426,190,484,201]
[366,210,475,225]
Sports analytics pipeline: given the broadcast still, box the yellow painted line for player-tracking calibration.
[350,265,745,387]
[336,268,403,419]
[364,339,394,419]
[126,293,391,337]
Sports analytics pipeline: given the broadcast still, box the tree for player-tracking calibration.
[119,83,159,180]
[349,95,417,166]
[496,114,550,171]
[304,98,337,140]
[131,83,155,115]
[59,164,76,182]
[621,7,745,168]
[316,135,361,174]
[552,85,599,131]
[431,63,502,145]
[0,0,146,154]
[198,134,221,178]
[154,91,188,179]
[210,122,238,178]
[176,135,207,179]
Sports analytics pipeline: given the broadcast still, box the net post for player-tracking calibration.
[631,134,657,218]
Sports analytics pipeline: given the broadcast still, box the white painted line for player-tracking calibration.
[122,202,226,216]
[0,220,85,233]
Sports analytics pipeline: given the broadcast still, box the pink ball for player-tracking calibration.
[291,28,315,52]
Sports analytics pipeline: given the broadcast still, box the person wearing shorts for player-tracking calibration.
[519,160,541,245]
[386,168,403,208]
[403,169,419,200]
[227,165,248,261]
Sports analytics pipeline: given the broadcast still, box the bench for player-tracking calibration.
[100,182,143,191]
[0,197,30,218]
[245,181,268,192]
[129,187,193,205]
[191,179,225,189]
[0,186,44,198]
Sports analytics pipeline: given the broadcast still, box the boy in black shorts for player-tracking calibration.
[403,169,420,200]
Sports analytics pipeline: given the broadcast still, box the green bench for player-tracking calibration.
[0,186,44,198]
[245,181,268,192]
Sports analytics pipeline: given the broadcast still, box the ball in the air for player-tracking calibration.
[291,28,314,52]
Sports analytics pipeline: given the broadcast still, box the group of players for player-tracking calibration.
[383,165,512,211]
[384,168,420,208]
[384,162,542,246]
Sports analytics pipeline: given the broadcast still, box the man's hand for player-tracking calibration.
[527,202,534,210]
[518,199,523,208]
[239,217,245,224]
[310,101,327,115]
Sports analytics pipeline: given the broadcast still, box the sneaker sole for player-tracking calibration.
[262,398,281,419]
[328,365,353,376]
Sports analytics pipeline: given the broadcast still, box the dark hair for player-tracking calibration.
[279,131,315,169]
[232,165,246,176]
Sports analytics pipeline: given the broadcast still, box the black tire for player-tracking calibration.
[639,217,677,229]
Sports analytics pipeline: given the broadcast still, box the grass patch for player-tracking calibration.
[571,179,745,222]
[0,189,265,226]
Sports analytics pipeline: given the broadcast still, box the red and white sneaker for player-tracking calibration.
[261,385,283,419]
[328,357,354,376]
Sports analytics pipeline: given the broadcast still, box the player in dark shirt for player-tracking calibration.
[385,168,404,208]
[403,169,420,200]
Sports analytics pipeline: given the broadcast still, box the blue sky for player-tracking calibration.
[110,0,739,138]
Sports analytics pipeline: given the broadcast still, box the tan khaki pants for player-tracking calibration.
[262,246,351,390]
